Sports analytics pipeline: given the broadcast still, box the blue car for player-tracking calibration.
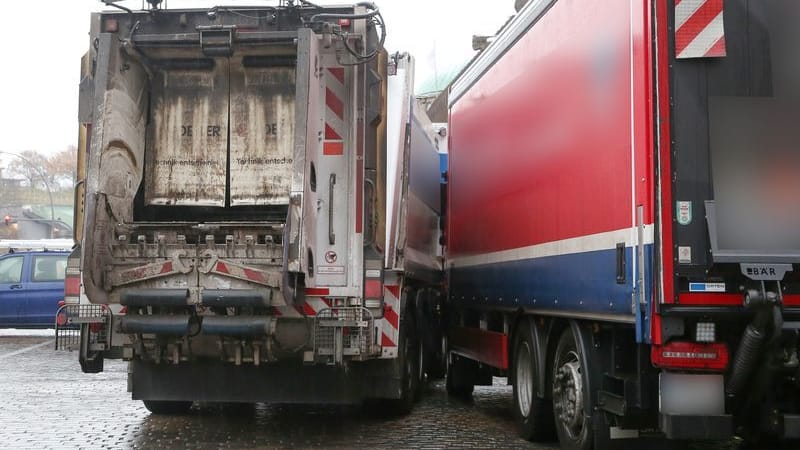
[0,250,70,328]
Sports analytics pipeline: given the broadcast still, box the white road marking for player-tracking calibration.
[0,339,54,360]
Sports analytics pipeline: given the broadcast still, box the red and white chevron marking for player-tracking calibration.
[213,261,271,286]
[379,285,400,358]
[675,0,726,59]
[324,67,346,156]
[272,297,332,318]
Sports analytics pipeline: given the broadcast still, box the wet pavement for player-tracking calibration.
[0,332,557,449]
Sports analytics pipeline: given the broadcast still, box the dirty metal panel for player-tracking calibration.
[229,60,296,206]
[145,60,229,206]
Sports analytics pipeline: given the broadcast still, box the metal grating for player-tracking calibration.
[55,305,112,351]
[314,307,373,364]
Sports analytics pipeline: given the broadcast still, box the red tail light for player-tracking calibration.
[364,278,382,299]
[652,341,729,371]
[64,275,80,296]
[64,265,82,305]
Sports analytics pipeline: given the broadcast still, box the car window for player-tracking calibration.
[32,255,67,282]
[0,256,24,284]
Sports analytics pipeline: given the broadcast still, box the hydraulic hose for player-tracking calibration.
[725,322,766,396]
[726,305,782,396]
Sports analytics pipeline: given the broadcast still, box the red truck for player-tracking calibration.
[444,0,800,447]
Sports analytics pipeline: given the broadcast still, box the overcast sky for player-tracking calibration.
[0,0,514,158]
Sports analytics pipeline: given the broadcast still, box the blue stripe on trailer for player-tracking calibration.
[449,245,654,343]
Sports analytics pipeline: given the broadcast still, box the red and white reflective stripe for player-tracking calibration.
[116,260,175,284]
[324,67,346,156]
[674,0,726,59]
[302,297,333,316]
[271,297,333,318]
[213,261,269,286]
[379,285,400,351]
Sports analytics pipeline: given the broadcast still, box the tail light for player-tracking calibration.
[652,341,729,371]
[364,270,383,309]
[64,258,82,305]
[55,302,68,327]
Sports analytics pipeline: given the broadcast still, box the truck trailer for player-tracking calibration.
[56,0,446,414]
[444,0,800,447]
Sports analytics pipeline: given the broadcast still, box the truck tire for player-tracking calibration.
[415,289,446,380]
[426,335,447,380]
[445,354,475,399]
[142,400,193,415]
[513,320,554,441]
[386,307,420,415]
[552,328,592,450]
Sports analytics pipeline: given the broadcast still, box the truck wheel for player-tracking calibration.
[552,328,592,450]
[142,400,193,415]
[387,309,420,414]
[513,321,554,441]
[426,335,447,380]
[445,354,475,399]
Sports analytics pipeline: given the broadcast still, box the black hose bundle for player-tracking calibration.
[310,2,386,63]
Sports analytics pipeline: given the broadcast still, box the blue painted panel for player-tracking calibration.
[449,245,654,343]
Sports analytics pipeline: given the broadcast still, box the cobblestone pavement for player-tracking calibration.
[0,334,557,450]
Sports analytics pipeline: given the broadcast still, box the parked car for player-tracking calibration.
[0,250,70,328]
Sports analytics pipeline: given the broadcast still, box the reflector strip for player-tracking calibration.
[325,88,344,120]
[674,0,726,59]
[305,287,330,296]
[378,285,400,353]
[323,142,344,155]
[328,67,345,84]
[212,261,274,286]
[325,123,342,140]
[652,341,729,371]
[324,67,346,157]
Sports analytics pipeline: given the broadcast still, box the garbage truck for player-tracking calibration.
[443,0,800,447]
[56,0,446,414]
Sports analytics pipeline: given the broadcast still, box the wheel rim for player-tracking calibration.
[515,341,533,418]
[553,349,585,439]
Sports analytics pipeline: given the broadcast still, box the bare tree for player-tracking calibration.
[7,150,51,189]
[47,146,78,188]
